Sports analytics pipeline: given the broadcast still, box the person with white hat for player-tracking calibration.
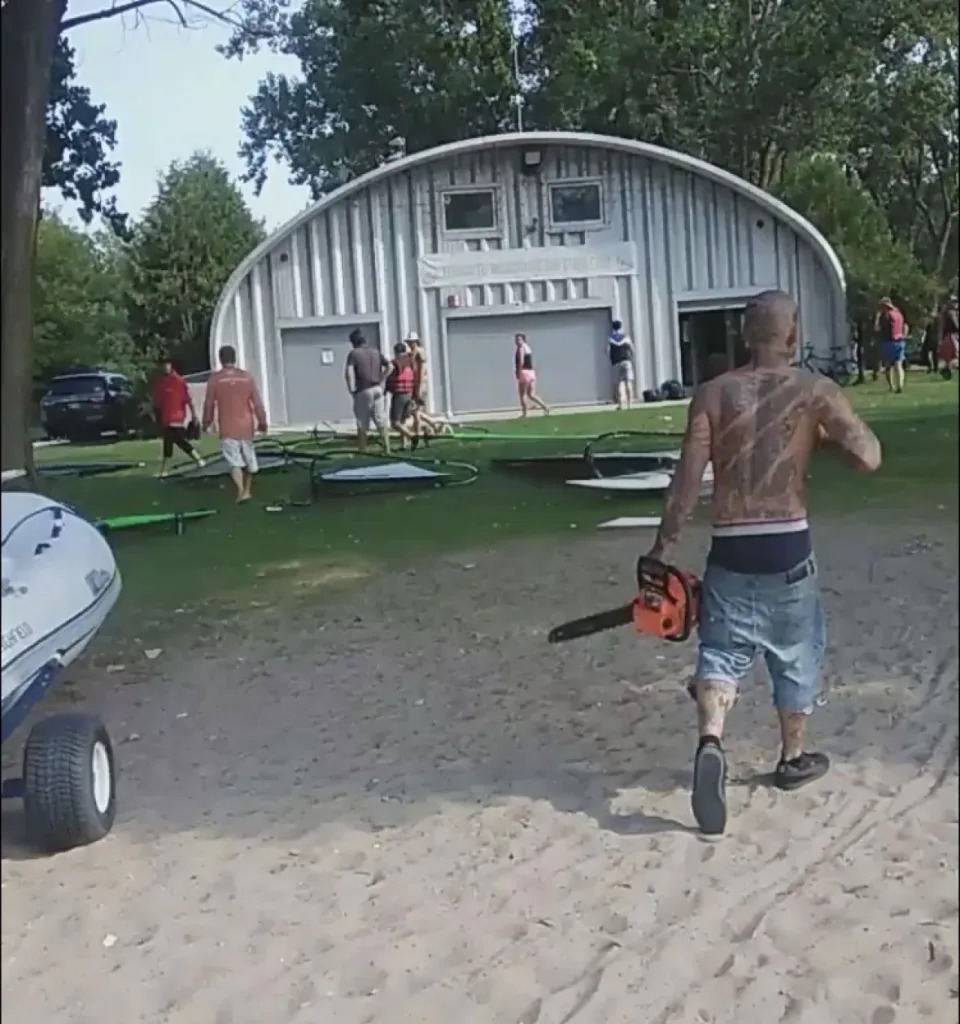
[404,330,431,448]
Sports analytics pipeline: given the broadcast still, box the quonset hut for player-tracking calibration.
[209,132,846,428]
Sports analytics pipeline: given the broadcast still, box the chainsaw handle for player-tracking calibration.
[634,556,697,643]
[635,555,665,588]
[665,567,695,642]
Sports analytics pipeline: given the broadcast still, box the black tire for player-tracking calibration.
[22,713,117,852]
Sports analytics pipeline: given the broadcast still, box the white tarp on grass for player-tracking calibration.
[319,462,447,482]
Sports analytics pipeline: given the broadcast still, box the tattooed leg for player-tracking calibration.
[691,680,735,836]
[778,709,807,761]
[774,708,830,790]
[695,681,737,740]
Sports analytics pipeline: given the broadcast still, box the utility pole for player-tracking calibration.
[511,36,524,132]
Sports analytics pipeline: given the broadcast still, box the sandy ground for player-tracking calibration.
[1,520,957,1024]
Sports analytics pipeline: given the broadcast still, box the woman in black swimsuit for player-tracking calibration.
[513,333,550,417]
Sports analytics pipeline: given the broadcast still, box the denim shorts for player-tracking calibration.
[693,557,825,713]
[881,339,906,365]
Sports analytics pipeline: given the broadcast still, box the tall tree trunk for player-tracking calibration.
[934,211,959,281]
[1,0,65,484]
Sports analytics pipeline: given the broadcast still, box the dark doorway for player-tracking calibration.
[679,308,748,389]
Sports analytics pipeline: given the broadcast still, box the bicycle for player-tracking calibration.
[799,345,859,387]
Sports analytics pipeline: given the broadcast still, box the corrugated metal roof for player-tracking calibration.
[212,132,845,356]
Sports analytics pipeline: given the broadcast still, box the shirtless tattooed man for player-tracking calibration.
[647,290,882,836]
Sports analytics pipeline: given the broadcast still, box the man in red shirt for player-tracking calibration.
[874,297,907,393]
[152,357,205,478]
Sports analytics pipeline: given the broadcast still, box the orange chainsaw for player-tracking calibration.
[547,557,702,645]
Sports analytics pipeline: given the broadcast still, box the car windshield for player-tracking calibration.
[46,375,106,396]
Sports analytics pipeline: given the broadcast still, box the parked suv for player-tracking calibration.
[40,370,138,442]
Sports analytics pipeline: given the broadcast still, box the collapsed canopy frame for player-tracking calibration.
[162,437,305,481]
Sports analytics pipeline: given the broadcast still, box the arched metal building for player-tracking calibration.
[209,132,846,428]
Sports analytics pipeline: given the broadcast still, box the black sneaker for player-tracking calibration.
[691,736,727,836]
[774,751,830,792]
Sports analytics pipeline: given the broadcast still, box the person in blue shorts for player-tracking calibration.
[647,290,882,837]
[875,296,907,393]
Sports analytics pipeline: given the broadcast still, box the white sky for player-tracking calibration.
[49,8,311,232]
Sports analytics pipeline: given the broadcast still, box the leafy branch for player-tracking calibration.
[60,0,243,32]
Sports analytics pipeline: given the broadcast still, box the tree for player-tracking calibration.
[44,37,126,231]
[525,0,938,188]
[222,0,519,196]
[33,213,141,381]
[126,153,264,372]
[0,0,244,479]
[777,155,937,344]
[853,31,959,286]
[1,0,64,478]
[523,0,958,296]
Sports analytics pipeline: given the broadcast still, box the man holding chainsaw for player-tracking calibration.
[647,289,881,836]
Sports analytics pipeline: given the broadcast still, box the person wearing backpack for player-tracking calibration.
[607,319,635,410]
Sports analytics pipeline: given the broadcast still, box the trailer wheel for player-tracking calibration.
[22,713,117,852]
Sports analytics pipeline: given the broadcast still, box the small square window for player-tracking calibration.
[442,189,496,232]
[549,182,603,226]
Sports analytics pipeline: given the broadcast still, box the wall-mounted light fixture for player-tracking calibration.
[520,150,542,177]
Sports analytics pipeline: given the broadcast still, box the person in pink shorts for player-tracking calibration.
[513,333,550,417]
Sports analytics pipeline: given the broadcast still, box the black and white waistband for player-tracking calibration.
[712,518,809,539]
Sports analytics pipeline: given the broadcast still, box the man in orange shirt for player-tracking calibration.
[202,345,268,503]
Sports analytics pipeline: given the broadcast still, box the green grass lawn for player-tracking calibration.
[32,376,958,620]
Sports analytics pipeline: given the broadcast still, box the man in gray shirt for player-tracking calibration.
[344,329,391,452]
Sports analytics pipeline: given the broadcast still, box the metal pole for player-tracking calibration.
[512,38,524,132]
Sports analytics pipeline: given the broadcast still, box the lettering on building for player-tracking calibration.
[418,243,639,290]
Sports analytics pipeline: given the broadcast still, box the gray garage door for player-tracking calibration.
[446,308,612,416]
[282,322,382,426]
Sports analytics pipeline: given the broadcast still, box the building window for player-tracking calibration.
[549,181,604,227]
[442,189,497,233]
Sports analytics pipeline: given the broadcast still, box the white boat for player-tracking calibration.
[1,490,121,851]
[2,491,121,721]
